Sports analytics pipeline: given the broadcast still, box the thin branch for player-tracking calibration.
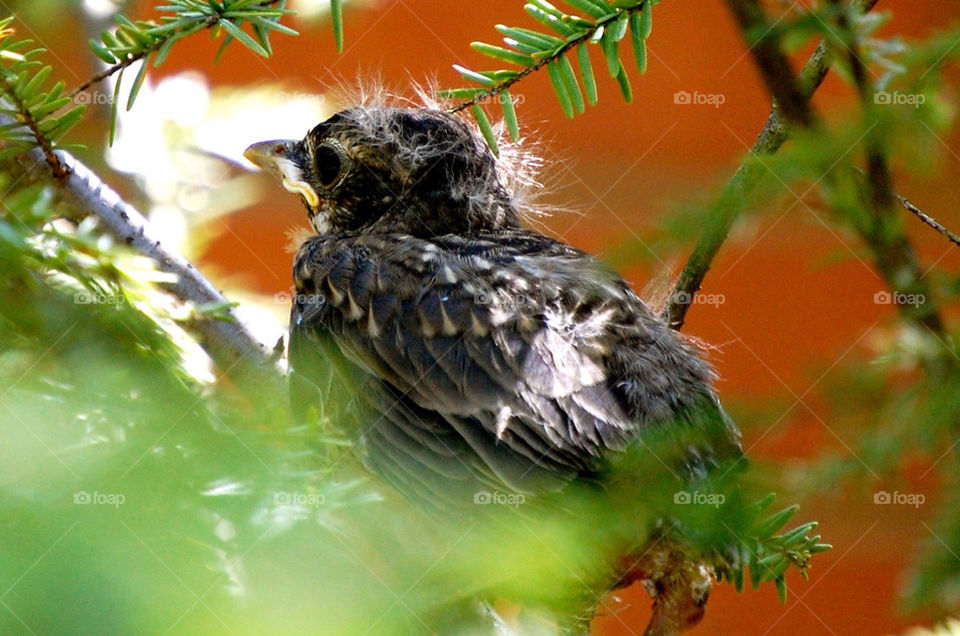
[898,195,960,247]
[68,34,184,101]
[666,0,879,330]
[57,151,281,378]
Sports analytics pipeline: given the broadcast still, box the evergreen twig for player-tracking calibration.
[447,6,638,114]
[443,0,657,151]
[0,71,68,178]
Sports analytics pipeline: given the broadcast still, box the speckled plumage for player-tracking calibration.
[247,105,742,635]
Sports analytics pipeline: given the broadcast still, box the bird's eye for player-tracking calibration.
[313,142,347,189]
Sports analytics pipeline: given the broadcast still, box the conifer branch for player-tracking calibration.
[447,8,624,114]
[1,16,282,385]
[443,0,657,152]
[66,0,293,143]
[67,19,212,101]
[0,71,68,178]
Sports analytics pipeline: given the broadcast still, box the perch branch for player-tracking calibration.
[57,151,282,379]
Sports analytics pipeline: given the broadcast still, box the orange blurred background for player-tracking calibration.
[28,0,960,632]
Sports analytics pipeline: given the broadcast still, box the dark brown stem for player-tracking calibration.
[0,72,69,179]
[724,0,815,128]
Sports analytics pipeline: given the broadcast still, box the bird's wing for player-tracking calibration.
[289,230,740,498]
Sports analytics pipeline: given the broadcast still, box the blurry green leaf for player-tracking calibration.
[547,60,574,117]
[629,11,647,73]
[453,64,498,88]
[471,103,499,156]
[601,28,619,76]
[577,42,598,105]
[153,32,179,66]
[471,41,534,66]
[610,12,629,41]
[614,61,632,102]
[109,67,122,146]
[524,4,576,36]
[436,87,485,100]
[563,0,610,19]
[330,0,344,52]
[501,89,519,141]
[126,54,151,111]
[213,33,234,63]
[89,39,117,64]
[559,55,585,113]
[640,0,653,38]
[218,19,269,57]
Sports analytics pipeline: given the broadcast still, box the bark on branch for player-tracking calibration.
[2,112,283,389]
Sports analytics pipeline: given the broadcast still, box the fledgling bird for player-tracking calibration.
[245,104,743,635]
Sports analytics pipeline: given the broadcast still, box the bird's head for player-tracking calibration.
[244,106,520,237]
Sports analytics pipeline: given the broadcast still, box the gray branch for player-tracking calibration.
[2,111,284,389]
[56,151,283,381]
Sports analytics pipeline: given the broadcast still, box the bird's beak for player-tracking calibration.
[243,139,320,209]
